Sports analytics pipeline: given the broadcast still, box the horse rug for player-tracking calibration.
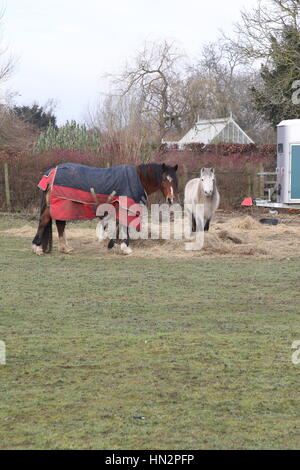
[38,163,147,226]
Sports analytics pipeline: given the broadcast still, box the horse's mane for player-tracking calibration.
[137,163,164,185]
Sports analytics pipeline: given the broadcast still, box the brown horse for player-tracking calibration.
[32,162,178,255]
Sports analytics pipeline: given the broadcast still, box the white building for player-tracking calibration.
[163,116,254,147]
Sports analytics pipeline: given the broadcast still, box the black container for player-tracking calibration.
[259,218,279,226]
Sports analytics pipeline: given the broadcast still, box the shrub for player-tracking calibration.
[34,121,100,153]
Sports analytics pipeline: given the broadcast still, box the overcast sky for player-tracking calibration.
[1,0,257,125]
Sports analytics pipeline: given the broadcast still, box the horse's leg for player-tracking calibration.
[204,219,211,232]
[195,215,204,233]
[56,220,74,254]
[120,226,133,255]
[192,215,197,233]
[108,220,118,250]
[32,207,52,255]
[96,217,108,242]
[108,239,116,250]
[190,209,203,237]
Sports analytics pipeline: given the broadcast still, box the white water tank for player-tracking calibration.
[277,120,300,204]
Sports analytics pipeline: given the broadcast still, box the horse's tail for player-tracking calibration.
[40,190,53,253]
[40,188,48,215]
[42,218,52,253]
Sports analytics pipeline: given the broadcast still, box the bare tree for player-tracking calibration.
[221,0,299,129]
[93,31,277,148]
[230,0,300,63]
[176,38,267,141]
[0,10,30,154]
[112,40,188,139]
[87,92,158,164]
[0,9,15,91]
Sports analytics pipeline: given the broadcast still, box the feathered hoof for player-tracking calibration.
[120,243,133,256]
[32,244,44,255]
[35,246,45,256]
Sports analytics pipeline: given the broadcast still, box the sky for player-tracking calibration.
[1,0,258,125]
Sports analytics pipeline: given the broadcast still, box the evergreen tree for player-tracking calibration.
[251,26,300,127]
[13,103,57,131]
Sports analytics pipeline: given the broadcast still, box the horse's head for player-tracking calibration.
[137,163,179,203]
[161,163,178,205]
[200,168,215,197]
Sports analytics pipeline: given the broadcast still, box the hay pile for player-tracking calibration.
[2,214,300,259]
[221,215,262,231]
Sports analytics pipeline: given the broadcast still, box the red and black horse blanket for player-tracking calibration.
[38,163,147,225]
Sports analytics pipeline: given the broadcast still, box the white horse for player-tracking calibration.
[184,168,220,236]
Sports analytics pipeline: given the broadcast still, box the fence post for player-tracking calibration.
[258,164,264,198]
[4,163,11,211]
[247,174,253,196]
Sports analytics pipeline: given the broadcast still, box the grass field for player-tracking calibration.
[0,214,300,449]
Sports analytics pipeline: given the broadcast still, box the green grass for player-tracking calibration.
[0,215,300,449]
